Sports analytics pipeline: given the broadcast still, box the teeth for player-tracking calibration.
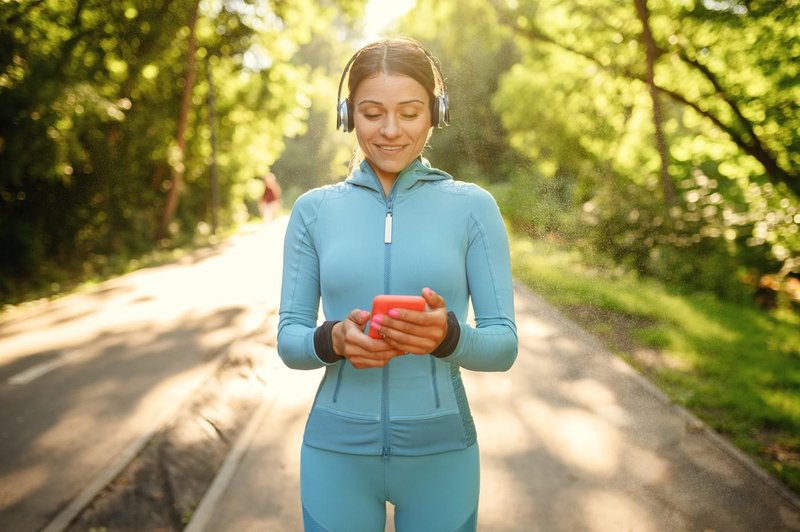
[381,146,401,152]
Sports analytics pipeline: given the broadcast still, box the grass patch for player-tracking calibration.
[510,233,800,494]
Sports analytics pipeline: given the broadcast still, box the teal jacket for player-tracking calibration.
[278,158,517,456]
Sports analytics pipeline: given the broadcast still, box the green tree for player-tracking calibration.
[399,0,527,184]
[0,0,366,304]
[270,20,364,196]
[487,0,798,299]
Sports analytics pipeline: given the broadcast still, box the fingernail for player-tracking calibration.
[388,309,401,318]
[372,314,384,324]
[371,321,382,331]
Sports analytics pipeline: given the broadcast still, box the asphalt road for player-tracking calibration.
[3,216,800,532]
[192,283,800,532]
[0,219,286,532]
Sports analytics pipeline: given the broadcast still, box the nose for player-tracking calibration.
[380,115,400,137]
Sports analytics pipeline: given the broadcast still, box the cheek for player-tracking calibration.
[354,123,374,150]
[413,124,432,146]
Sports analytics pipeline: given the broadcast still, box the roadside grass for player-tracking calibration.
[510,233,800,495]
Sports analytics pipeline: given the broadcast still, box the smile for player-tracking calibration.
[378,145,405,152]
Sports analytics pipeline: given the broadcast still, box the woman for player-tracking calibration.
[278,36,517,531]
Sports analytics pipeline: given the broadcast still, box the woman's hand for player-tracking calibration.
[332,309,405,369]
[369,288,448,355]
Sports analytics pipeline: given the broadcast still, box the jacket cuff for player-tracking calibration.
[431,311,460,358]
[314,320,344,364]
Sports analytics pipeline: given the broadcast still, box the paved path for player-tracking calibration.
[0,220,286,532]
[187,280,800,531]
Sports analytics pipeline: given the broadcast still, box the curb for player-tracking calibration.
[40,304,270,532]
[41,352,228,532]
[184,378,275,532]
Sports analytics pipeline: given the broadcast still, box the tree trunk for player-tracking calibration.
[207,63,220,235]
[158,1,199,241]
[633,0,676,205]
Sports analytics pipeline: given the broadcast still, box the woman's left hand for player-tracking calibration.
[369,287,448,355]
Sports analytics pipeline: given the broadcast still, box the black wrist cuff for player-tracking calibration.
[314,320,344,364]
[431,311,460,358]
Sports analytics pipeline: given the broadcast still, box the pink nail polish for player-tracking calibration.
[388,309,401,318]
[371,321,382,331]
[372,314,384,324]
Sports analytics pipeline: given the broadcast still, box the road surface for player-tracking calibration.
[0,220,286,532]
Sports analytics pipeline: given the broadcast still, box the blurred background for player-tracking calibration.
[2,0,798,307]
[1,0,798,498]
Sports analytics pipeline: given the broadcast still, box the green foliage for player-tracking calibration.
[270,25,362,194]
[511,231,800,494]
[2,0,198,299]
[398,0,528,182]
[0,0,366,305]
[482,0,799,306]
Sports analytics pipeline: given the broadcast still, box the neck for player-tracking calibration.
[375,170,396,197]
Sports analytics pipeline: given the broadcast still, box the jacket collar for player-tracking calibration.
[346,157,452,195]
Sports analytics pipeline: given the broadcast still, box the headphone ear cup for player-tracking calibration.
[432,93,449,128]
[346,100,354,132]
[337,99,348,132]
[337,99,354,133]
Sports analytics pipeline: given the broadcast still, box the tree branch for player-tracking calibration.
[673,47,780,175]
[489,2,798,196]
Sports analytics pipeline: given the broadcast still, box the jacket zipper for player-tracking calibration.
[381,195,393,459]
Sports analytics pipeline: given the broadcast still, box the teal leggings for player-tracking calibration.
[300,443,479,532]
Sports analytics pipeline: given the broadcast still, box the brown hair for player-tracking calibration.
[346,37,443,108]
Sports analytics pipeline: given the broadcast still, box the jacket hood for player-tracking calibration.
[346,157,453,195]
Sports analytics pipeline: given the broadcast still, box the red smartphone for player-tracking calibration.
[368,295,426,339]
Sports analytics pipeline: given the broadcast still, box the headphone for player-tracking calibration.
[336,45,450,133]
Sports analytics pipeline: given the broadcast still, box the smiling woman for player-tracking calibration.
[352,73,432,193]
[277,36,518,532]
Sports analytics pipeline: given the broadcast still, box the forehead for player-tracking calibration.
[353,73,429,104]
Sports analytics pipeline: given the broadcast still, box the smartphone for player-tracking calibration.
[368,295,426,339]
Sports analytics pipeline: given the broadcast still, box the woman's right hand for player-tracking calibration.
[332,309,405,369]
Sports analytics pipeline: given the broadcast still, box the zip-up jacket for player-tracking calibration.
[278,158,518,457]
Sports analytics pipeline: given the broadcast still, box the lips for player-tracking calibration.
[377,144,405,152]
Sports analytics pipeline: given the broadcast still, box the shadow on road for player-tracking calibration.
[0,305,250,532]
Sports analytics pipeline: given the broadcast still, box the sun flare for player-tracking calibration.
[362,0,417,41]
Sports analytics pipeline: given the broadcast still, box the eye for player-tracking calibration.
[401,113,420,120]
[362,112,384,120]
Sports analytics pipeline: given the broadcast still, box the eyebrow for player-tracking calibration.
[357,98,426,106]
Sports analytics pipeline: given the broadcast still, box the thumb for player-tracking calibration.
[347,308,370,325]
[421,287,446,310]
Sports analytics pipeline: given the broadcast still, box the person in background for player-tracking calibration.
[277,36,518,531]
[258,172,282,222]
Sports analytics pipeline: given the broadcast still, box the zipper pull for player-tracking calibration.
[384,212,393,244]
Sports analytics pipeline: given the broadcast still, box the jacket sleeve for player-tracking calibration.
[439,188,518,371]
[277,193,336,370]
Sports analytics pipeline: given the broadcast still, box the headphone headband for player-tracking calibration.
[336,43,450,133]
[335,51,362,132]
